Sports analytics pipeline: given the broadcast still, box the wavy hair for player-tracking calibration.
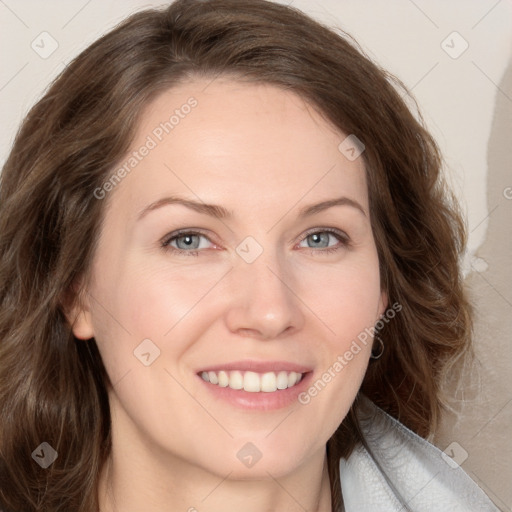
[0,1,472,510]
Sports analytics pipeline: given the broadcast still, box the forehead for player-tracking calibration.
[106,78,368,220]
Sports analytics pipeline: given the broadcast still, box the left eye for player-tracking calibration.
[298,230,345,250]
[164,232,212,251]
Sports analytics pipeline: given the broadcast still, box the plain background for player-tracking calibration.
[0,1,511,510]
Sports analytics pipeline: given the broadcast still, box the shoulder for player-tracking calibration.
[338,395,500,512]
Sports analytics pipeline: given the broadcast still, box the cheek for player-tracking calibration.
[120,261,231,339]
[297,251,382,346]
[89,256,231,377]
[293,252,381,423]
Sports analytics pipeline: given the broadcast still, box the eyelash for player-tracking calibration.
[161,228,350,257]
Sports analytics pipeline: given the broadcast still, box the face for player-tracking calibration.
[71,79,387,480]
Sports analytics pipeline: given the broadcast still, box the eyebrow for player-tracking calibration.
[138,196,232,220]
[300,197,367,217]
[137,195,367,220]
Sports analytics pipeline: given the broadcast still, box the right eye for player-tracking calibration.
[161,230,215,256]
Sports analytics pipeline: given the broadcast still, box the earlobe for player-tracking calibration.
[69,308,95,340]
[61,283,95,340]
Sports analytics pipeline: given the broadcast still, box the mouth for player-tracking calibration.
[199,370,304,392]
[195,360,313,410]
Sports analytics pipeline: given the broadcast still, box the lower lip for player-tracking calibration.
[197,372,313,411]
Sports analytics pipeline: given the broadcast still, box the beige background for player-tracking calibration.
[0,0,511,510]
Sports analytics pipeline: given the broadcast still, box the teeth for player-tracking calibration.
[218,370,229,387]
[244,371,260,392]
[276,371,289,389]
[230,370,243,390]
[288,371,298,387]
[200,370,304,392]
[261,372,277,392]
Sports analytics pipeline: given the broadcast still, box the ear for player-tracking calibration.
[61,279,95,340]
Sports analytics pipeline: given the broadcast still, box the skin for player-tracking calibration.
[69,78,387,512]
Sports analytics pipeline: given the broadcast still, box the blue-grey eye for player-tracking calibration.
[166,233,213,251]
[300,231,342,249]
[174,234,201,250]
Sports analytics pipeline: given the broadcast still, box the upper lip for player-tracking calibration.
[196,360,313,374]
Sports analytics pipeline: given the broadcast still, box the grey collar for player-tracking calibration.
[339,396,500,511]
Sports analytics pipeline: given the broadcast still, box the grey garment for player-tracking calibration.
[339,396,501,512]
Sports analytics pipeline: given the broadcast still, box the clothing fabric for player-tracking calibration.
[339,395,501,511]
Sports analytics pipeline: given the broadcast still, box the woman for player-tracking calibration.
[0,1,500,511]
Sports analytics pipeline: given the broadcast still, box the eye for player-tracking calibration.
[161,230,214,256]
[161,228,350,257]
[297,228,350,254]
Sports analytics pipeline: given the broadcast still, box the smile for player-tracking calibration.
[200,370,304,392]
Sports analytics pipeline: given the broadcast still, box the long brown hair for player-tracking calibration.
[0,1,472,510]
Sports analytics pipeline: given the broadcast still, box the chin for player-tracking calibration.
[195,435,317,481]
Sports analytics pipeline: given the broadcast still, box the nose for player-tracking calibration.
[223,251,305,340]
